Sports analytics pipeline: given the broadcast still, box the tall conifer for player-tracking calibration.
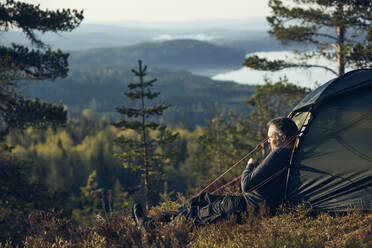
[112,60,177,209]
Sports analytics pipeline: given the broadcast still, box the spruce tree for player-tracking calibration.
[243,0,372,76]
[112,60,178,209]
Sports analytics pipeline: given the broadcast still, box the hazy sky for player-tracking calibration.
[23,0,270,23]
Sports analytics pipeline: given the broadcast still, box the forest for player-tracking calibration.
[1,0,372,247]
[23,66,256,128]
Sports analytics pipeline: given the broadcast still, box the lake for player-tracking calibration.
[212,51,344,89]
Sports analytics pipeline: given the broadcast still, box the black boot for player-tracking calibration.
[132,203,155,229]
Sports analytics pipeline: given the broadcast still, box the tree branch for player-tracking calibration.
[243,55,338,75]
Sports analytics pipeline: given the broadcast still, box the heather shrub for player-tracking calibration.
[188,204,372,248]
[2,203,371,247]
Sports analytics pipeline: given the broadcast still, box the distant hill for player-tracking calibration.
[2,22,291,52]
[68,39,247,76]
[22,66,255,128]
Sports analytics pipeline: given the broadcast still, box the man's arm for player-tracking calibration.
[241,148,291,193]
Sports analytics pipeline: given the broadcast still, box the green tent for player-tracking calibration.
[287,69,372,211]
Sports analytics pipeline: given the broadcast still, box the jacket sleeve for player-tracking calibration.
[241,148,290,193]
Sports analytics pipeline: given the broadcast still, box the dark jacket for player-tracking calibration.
[241,147,292,211]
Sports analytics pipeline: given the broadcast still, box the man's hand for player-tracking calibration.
[246,158,258,173]
[248,158,257,166]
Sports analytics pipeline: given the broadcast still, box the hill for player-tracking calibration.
[2,22,291,52]
[23,66,255,128]
[68,39,246,75]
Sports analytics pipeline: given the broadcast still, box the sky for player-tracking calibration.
[23,0,271,23]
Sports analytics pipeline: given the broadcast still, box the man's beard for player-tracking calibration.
[270,140,282,150]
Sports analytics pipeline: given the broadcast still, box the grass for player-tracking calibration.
[1,202,372,247]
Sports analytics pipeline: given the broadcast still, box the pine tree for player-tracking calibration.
[112,179,130,212]
[198,108,238,177]
[112,60,178,209]
[243,0,372,76]
[0,0,83,80]
[72,170,105,222]
[0,1,83,242]
[0,0,83,135]
[243,77,309,156]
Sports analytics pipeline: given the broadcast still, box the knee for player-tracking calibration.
[221,196,247,215]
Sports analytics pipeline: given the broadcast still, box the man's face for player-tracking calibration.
[267,124,285,150]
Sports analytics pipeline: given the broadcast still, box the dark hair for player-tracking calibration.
[267,117,298,138]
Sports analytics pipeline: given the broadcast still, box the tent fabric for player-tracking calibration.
[293,69,372,113]
[287,69,372,211]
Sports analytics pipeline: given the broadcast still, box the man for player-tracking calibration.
[132,117,299,228]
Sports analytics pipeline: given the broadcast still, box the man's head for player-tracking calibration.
[267,117,298,150]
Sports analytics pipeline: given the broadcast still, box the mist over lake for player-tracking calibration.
[212,51,344,89]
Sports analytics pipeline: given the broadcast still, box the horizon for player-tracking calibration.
[80,17,270,31]
[22,0,271,23]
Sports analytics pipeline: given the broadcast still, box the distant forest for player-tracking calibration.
[23,66,256,129]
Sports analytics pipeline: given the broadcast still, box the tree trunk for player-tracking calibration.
[139,60,150,210]
[337,26,345,76]
[336,3,346,76]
